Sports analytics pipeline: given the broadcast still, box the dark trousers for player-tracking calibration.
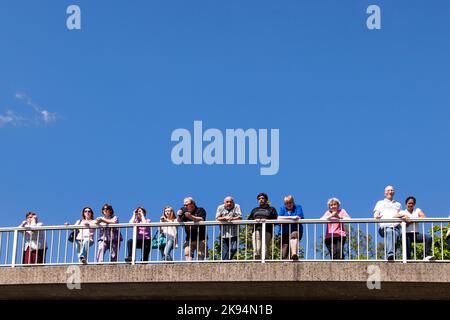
[23,248,46,264]
[221,236,238,260]
[325,236,346,260]
[406,232,432,259]
[127,238,151,261]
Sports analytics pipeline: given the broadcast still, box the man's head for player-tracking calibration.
[183,197,196,212]
[224,196,235,210]
[283,195,295,211]
[257,193,269,206]
[384,185,395,200]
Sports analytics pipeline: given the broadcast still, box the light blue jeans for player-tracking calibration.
[76,239,93,260]
[378,226,401,259]
[160,237,175,261]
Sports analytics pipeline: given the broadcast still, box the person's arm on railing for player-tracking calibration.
[185,210,204,222]
[96,216,118,224]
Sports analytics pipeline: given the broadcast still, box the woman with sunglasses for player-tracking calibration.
[96,203,122,263]
[74,207,96,264]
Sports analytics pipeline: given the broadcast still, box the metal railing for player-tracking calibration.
[1,218,449,267]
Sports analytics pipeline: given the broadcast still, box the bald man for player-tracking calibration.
[216,196,242,260]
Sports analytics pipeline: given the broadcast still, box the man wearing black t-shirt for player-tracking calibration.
[248,192,278,260]
[177,197,207,261]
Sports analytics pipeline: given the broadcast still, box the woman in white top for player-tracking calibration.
[401,196,434,261]
[159,206,178,261]
[74,207,96,264]
[19,211,47,264]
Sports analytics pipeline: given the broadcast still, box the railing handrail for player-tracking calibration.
[1,217,449,232]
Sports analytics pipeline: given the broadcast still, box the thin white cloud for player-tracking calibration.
[14,91,57,124]
[0,110,25,127]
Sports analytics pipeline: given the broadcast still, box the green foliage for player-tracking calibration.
[316,224,376,260]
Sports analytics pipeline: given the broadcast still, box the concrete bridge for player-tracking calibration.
[1,262,449,300]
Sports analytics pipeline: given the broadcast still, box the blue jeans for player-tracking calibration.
[160,238,175,261]
[378,226,401,259]
[76,239,93,260]
[221,236,238,260]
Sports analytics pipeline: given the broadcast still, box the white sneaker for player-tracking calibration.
[424,256,436,261]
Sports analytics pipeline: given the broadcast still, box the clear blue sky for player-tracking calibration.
[0,0,449,227]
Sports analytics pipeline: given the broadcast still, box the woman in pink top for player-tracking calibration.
[321,198,350,260]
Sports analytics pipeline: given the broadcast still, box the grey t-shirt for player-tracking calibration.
[216,204,242,238]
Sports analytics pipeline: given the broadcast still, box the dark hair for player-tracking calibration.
[25,211,36,219]
[405,196,416,205]
[257,192,268,200]
[102,203,114,215]
[81,207,94,220]
[135,207,147,216]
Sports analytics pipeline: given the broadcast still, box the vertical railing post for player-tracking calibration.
[401,221,407,264]
[131,225,137,265]
[261,221,266,264]
[11,230,19,268]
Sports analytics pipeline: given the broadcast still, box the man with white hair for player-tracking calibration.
[374,185,408,261]
[177,197,207,261]
[216,196,242,260]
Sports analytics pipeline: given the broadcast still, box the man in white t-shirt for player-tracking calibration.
[374,185,408,261]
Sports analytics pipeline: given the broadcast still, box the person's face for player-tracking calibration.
[258,196,267,205]
[102,207,112,217]
[329,202,339,212]
[284,200,294,211]
[224,198,234,210]
[406,199,415,211]
[164,208,172,216]
[137,208,144,216]
[27,214,37,222]
[384,187,395,200]
[184,201,195,212]
[83,208,93,219]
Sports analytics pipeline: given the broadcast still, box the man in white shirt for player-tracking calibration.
[216,196,242,260]
[374,185,408,261]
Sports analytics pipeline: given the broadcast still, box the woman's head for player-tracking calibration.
[81,207,94,220]
[25,211,37,221]
[163,206,175,220]
[102,203,114,216]
[327,197,341,211]
[405,196,416,211]
[135,207,147,216]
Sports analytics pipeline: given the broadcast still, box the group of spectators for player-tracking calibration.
[18,185,443,265]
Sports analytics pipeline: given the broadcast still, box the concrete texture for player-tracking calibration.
[0,262,449,300]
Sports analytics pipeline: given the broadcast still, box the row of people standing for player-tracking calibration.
[18,186,439,264]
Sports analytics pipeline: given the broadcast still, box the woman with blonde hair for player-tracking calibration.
[321,198,350,260]
[159,206,178,261]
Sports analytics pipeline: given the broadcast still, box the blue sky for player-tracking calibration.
[0,0,449,227]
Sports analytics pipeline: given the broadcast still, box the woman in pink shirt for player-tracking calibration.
[321,198,350,260]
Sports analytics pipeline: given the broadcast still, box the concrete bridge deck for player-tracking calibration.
[1,262,449,300]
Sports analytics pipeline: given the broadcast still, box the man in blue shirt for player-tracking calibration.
[278,195,304,261]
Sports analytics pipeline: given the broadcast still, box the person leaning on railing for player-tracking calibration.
[215,196,242,260]
[160,206,178,261]
[400,196,435,261]
[373,185,409,262]
[321,198,350,260]
[66,207,96,264]
[278,195,303,261]
[125,207,151,263]
[248,192,278,260]
[96,203,122,263]
[18,211,47,264]
[177,197,207,261]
